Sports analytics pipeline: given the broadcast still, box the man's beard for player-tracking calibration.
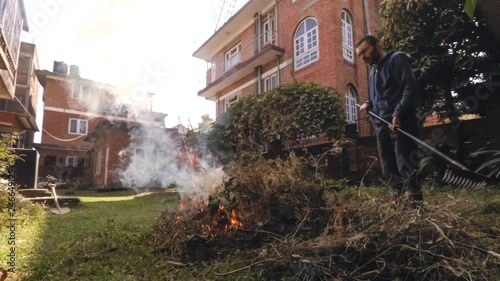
[370,47,381,66]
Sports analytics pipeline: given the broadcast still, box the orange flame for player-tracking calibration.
[226,209,243,230]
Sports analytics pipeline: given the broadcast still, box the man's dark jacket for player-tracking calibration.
[367,51,419,130]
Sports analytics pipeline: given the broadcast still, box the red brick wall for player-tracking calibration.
[91,127,131,187]
[41,110,103,147]
[276,0,379,138]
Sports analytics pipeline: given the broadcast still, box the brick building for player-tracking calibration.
[0,0,37,135]
[0,42,40,146]
[194,0,381,137]
[35,62,167,186]
[193,0,382,179]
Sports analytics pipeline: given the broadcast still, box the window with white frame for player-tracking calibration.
[72,84,91,99]
[341,10,354,62]
[225,43,241,71]
[68,118,88,134]
[345,85,358,124]
[263,73,277,92]
[294,17,319,70]
[95,150,103,175]
[66,156,86,168]
[224,93,240,112]
[262,13,275,45]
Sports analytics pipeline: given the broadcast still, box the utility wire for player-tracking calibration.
[13,95,87,142]
[42,128,87,142]
[214,0,227,32]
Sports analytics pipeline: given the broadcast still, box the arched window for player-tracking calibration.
[294,17,319,70]
[345,84,357,124]
[341,10,354,62]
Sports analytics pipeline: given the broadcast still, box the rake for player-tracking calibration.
[357,105,495,189]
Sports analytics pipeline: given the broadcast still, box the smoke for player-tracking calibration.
[117,120,225,200]
[31,0,240,198]
[76,79,225,197]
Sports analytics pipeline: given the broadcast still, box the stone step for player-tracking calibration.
[22,196,81,208]
[19,188,52,198]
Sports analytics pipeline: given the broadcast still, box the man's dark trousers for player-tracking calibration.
[375,114,423,200]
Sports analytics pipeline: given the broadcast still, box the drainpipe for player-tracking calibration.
[275,0,281,85]
[275,0,279,46]
[255,66,262,94]
[254,12,261,54]
[362,0,371,35]
[216,92,221,119]
[361,0,373,137]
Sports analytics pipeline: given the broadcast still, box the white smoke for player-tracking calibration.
[56,74,225,200]
[117,121,225,202]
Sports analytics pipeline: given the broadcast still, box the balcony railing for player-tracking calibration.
[205,29,284,85]
[0,27,17,99]
[224,52,242,72]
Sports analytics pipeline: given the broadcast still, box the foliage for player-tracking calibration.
[198,114,214,133]
[37,177,93,190]
[419,143,500,185]
[207,82,345,159]
[470,149,500,179]
[378,0,500,118]
[0,182,47,281]
[0,134,19,175]
[464,0,478,19]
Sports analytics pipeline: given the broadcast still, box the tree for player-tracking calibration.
[198,114,214,133]
[206,82,346,160]
[378,0,500,159]
[0,134,19,176]
[378,0,500,116]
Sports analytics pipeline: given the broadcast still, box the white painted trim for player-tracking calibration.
[44,106,164,126]
[220,58,293,100]
[96,149,103,176]
[45,106,64,112]
[104,146,109,185]
[220,81,254,101]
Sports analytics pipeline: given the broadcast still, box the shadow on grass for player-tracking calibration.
[19,191,180,281]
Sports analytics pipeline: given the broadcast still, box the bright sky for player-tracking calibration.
[22,0,247,133]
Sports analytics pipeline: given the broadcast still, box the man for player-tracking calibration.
[356,35,423,201]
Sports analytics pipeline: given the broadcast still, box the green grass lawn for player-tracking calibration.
[1,189,183,281]
[1,186,499,281]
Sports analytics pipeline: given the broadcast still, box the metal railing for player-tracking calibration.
[206,29,284,84]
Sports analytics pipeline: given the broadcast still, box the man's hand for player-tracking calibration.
[389,115,401,131]
[359,102,370,115]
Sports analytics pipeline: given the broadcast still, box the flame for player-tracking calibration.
[226,209,243,230]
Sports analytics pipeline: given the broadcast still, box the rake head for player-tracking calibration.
[436,168,497,190]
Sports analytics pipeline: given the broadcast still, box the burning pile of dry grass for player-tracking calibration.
[150,154,327,262]
[149,154,500,280]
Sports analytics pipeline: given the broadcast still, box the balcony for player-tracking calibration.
[0,27,17,100]
[199,30,285,100]
[0,111,38,133]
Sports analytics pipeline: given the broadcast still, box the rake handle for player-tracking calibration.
[356,104,470,172]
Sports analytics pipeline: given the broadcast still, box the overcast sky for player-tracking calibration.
[22,0,247,132]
